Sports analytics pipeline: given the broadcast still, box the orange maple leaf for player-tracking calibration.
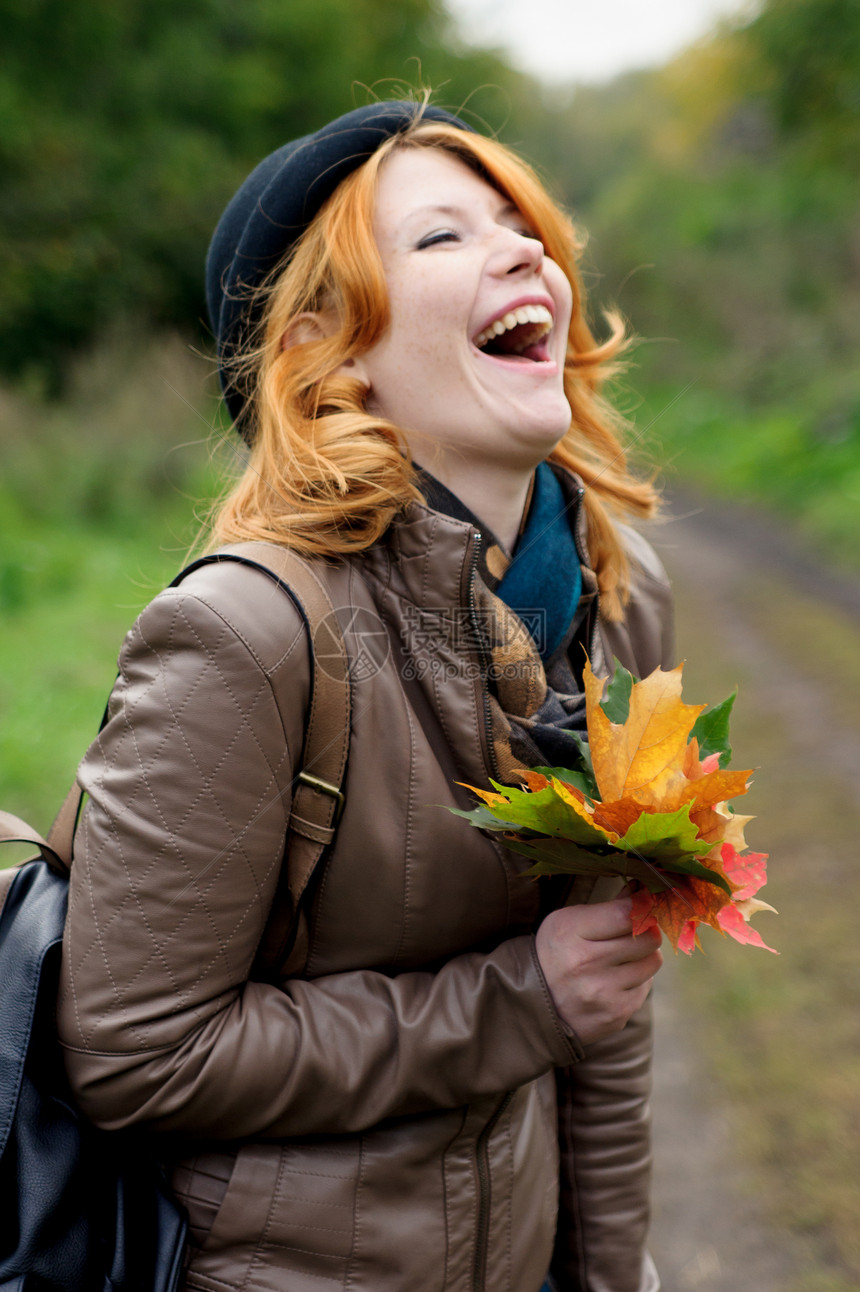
[460,784,510,808]
[691,803,753,855]
[631,866,732,952]
[591,797,644,837]
[519,770,551,792]
[630,841,777,953]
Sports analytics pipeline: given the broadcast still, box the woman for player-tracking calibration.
[58,99,672,1292]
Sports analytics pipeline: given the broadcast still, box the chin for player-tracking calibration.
[515,409,573,456]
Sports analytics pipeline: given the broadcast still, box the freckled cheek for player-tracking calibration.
[388,272,471,359]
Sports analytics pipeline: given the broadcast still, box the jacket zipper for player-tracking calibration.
[457,527,512,1286]
[472,1091,514,1292]
[465,530,501,783]
[464,534,510,1287]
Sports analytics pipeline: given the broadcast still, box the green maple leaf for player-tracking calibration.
[503,835,657,884]
[477,780,611,848]
[531,764,596,799]
[600,661,634,723]
[691,690,736,768]
[446,804,524,834]
[570,734,596,788]
[616,805,731,894]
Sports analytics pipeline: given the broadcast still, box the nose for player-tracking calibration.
[496,227,544,277]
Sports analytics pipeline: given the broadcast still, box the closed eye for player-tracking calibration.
[416,229,460,250]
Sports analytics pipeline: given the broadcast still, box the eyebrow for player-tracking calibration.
[402,199,520,224]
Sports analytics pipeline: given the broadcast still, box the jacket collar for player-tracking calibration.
[369,461,590,610]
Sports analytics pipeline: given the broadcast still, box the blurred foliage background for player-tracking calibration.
[2,1,859,1285]
[540,0,860,556]
[3,0,858,559]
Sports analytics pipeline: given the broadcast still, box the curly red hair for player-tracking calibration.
[209,114,658,620]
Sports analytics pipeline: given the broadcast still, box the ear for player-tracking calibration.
[280,311,332,349]
[281,312,371,390]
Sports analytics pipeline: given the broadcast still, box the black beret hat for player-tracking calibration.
[206,99,474,429]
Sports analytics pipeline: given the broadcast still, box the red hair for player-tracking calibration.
[209,116,658,620]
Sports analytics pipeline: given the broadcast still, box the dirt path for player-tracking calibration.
[643,491,860,1290]
[649,956,799,1291]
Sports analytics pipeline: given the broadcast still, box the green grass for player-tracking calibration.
[629,357,860,571]
[1,525,189,828]
[0,332,230,831]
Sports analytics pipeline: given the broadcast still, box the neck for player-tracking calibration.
[423,458,535,553]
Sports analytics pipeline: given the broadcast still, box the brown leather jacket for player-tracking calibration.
[58,486,673,1292]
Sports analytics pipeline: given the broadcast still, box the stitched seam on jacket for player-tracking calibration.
[67,592,295,1050]
[169,580,308,674]
[59,1037,187,1057]
[258,1242,345,1259]
[183,1278,238,1291]
[343,1133,363,1291]
[274,1195,351,1211]
[420,512,439,605]
[529,940,585,1063]
[243,1145,290,1292]
[89,627,280,990]
[441,1104,471,1290]
[87,601,286,927]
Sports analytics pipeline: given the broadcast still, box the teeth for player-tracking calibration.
[474,304,553,350]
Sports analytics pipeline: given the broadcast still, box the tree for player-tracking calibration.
[0,0,528,388]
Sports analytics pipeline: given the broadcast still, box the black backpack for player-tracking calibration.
[0,848,187,1291]
[0,546,351,1290]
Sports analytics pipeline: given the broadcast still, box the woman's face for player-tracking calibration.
[357,147,574,474]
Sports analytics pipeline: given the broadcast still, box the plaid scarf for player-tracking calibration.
[417,464,596,782]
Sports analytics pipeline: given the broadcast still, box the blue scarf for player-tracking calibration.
[496,462,582,662]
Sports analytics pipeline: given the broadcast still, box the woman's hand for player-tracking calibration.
[535,897,663,1046]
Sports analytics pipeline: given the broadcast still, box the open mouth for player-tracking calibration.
[473,304,553,362]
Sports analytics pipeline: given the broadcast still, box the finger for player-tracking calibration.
[616,949,663,989]
[614,932,662,965]
[575,897,636,942]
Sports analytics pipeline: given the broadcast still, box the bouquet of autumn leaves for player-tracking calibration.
[452,661,777,955]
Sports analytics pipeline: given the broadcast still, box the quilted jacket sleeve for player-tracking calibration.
[58,562,579,1139]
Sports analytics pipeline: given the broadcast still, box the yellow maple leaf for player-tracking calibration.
[584,659,705,806]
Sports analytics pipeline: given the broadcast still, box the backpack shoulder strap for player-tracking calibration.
[0,812,67,875]
[171,542,352,976]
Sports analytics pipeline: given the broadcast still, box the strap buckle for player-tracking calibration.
[297,771,345,825]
